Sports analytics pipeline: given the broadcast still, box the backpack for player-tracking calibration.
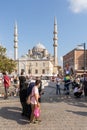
[26,82,35,104]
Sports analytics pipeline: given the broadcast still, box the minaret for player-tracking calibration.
[14,22,18,60]
[53,17,58,66]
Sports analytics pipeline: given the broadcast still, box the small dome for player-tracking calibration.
[34,43,45,49]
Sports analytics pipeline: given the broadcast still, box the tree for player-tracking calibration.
[0,45,16,73]
[0,45,6,56]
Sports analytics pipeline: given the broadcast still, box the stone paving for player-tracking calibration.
[0,85,87,130]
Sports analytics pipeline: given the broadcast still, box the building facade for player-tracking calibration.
[63,48,87,75]
[14,18,59,76]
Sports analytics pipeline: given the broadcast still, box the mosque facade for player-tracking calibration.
[14,18,59,77]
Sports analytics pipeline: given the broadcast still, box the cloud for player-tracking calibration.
[68,0,87,13]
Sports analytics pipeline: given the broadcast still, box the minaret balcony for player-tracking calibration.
[53,37,58,41]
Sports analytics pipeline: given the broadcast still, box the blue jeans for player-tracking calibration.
[56,84,61,95]
[64,84,70,95]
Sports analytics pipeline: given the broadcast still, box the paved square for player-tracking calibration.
[0,86,87,130]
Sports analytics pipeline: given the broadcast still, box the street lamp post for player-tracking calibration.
[83,43,86,73]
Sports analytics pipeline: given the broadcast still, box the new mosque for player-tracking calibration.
[14,18,59,76]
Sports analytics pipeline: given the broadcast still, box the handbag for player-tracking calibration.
[34,107,40,118]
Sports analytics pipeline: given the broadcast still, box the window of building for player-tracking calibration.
[35,69,38,74]
[28,69,31,74]
[42,69,45,74]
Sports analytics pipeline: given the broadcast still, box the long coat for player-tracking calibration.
[19,75,27,102]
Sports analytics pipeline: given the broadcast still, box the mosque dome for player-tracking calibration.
[34,42,45,50]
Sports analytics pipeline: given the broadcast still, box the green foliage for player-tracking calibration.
[0,45,16,73]
[0,46,6,56]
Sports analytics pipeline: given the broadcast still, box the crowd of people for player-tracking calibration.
[1,71,87,124]
[1,71,43,124]
[55,72,87,98]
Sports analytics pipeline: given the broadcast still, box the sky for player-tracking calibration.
[0,0,87,66]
